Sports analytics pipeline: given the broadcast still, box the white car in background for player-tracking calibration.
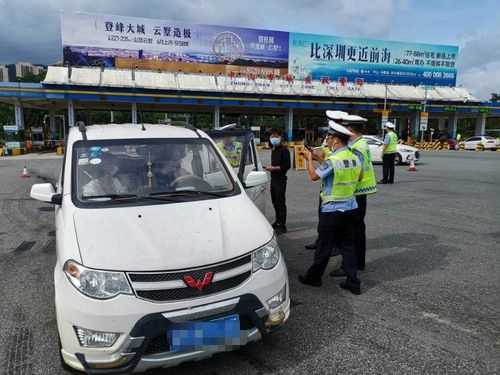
[363,135,420,165]
[462,136,499,151]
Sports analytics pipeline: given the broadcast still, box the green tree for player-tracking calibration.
[490,93,500,102]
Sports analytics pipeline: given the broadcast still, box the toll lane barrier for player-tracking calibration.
[413,141,456,151]
[292,145,307,170]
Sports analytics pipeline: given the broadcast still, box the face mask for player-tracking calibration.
[270,137,281,146]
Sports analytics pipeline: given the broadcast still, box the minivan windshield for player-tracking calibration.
[72,138,237,206]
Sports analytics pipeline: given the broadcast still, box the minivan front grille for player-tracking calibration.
[128,254,252,302]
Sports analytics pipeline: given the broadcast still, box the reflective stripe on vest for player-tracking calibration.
[385,132,398,154]
[218,142,242,167]
[321,149,362,203]
[350,138,377,195]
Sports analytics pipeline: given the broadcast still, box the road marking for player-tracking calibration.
[422,312,477,335]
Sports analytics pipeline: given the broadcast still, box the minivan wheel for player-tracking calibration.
[59,338,83,374]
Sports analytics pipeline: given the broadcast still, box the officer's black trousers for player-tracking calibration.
[270,178,287,226]
[382,153,396,183]
[354,195,367,270]
[305,210,359,284]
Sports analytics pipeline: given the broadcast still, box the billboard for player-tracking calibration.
[61,13,459,86]
[62,12,289,76]
[289,33,458,86]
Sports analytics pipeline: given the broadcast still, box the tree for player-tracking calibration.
[490,93,500,102]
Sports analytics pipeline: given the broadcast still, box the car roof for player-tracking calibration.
[68,123,207,142]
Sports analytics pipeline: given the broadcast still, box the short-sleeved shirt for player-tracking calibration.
[315,147,359,213]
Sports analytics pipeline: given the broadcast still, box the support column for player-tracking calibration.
[110,111,114,123]
[14,102,24,129]
[449,113,458,139]
[67,100,75,127]
[49,110,56,142]
[285,107,293,141]
[213,106,220,129]
[131,102,138,124]
[438,117,447,131]
[410,112,419,139]
[475,113,486,135]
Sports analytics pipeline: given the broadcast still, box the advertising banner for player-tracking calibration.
[289,33,458,86]
[62,12,289,75]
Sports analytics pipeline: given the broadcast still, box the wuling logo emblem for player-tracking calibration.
[183,272,214,291]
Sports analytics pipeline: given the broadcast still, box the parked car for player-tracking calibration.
[447,138,458,150]
[462,136,499,151]
[30,124,289,373]
[363,135,420,164]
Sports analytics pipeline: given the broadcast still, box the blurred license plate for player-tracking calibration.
[168,314,240,352]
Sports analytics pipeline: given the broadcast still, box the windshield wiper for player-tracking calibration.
[150,190,228,198]
[82,193,138,201]
[82,193,177,203]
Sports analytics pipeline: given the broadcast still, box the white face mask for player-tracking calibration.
[270,137,281,146]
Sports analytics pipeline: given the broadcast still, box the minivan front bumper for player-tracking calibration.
[55,256,290,373]
[71,294,287,374]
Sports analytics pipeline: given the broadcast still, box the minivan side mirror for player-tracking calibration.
[30,183,62,205]
[244,171,268,188]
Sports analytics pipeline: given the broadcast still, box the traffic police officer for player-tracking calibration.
[342,118,377,271]
[380,121,398,184]
[299,121,363,295]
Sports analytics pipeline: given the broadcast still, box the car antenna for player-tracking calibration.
[76,121,87,141]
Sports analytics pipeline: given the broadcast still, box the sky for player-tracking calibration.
[0,0,499,100]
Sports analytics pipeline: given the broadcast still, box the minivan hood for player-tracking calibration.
[73,195,273,271]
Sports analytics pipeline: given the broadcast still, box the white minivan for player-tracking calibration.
[30,124,290,373]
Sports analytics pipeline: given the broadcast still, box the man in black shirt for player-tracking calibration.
[265,130,291,235]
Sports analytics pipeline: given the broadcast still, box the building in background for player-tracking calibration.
[0,62,47,82]
[14,62,46,79]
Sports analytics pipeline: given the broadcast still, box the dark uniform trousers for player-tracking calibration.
[382,153,396,183]
[270,177,287,226]
[305,209,359,285]
[354,194,367,270]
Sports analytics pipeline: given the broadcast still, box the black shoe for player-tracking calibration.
[358,266,365,271]
[305,243,317,250]
[378,180,387,184]
[271,222,280,229]
[298,275,322,287]
[340,281,361,295]
[275,225,287,235]
[329,269,347,277]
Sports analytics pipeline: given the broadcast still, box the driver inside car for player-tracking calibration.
[82,152,127,197]
[153,145,189,191]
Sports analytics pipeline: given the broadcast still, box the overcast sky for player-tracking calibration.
[0,0,499,100]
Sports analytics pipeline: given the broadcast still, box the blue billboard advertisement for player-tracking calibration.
[289,32,459,86]
[62,13,289,75]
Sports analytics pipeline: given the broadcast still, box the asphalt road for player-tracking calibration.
[0,150,499,375]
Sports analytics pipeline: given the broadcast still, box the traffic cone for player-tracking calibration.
[408,156,417,172]
[20,165,30,178]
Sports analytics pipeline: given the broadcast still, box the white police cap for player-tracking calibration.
[328,120,354,137]
[326,110,367,123]
[325,110,348,120]
[385,121,396,129]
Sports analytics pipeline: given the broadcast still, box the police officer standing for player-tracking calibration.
[338,118,377,272]
[265,130,291,235]
[379,122,398,184]
[298,121,362,295]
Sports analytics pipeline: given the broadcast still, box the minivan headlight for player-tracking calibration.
[63,260,132,299]
[252,236,280,272]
